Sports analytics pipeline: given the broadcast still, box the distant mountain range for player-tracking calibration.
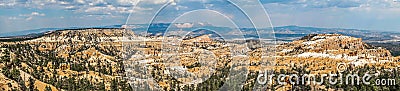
[273,25,400,41]
[1,23,399,42]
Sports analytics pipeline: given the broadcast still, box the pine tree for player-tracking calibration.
[28,77,35,91]
[45,85,52,91]
[34,87,39,91]
[18,76,27,91]
[0,48,10,63]
[99,81,106,91]
[111,79,118,91]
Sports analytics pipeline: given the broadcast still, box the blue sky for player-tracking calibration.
[0,0,399,33]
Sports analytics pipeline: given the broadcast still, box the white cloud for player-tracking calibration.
[0,0,178,17]
[25,16,33,21]
[175,5,188,10]
[140,0,175,4]
[116,0,140,6]
[20,12,46,17]
[31,12,46,16]
[8,17,18,20]
[262,0,400,9]
[76,0,86,4]
[18,12,46,21]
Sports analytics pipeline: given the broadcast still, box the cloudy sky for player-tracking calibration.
[0,0,399,33]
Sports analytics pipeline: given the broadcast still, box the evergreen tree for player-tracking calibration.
[28,77,35,91]
[45,85,52,91]
[34,87,39,91]
[18,76,27,91]
[98,81,106,91]
[111,79,118,91]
